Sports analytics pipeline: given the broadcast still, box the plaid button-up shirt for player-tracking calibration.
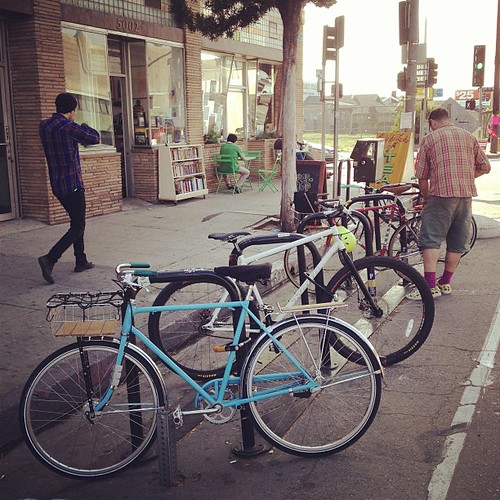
[39,113,100,198]
[415,125,491,197]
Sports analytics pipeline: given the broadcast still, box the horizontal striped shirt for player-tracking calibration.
[415,125,491,197]
[39,114,100,198]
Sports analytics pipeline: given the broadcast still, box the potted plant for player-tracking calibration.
[203,125,222,144]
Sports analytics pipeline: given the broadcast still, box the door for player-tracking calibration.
[108,38,133,197]
[0,25,18,221]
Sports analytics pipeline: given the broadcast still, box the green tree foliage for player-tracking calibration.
[170,0,337,231]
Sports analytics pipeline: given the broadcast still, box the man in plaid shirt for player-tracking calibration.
[38,93,100,284]
[407,108,491,300]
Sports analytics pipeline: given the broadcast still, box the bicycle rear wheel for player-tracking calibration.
[148,276,242,379]
[242,315,381,456]
[388,214,478,266]
[20,340,164,478]
[325,256,435,366]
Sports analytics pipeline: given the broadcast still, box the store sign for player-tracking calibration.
[455,88,492,104]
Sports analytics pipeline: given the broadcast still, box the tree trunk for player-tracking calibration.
[277,1,304,232]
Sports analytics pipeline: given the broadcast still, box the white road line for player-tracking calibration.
[427,299,500,500]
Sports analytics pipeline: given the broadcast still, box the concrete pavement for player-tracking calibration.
[0,159,500,497]
[1,165,500,452]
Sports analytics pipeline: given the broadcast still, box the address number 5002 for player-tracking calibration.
[117,19,140,33]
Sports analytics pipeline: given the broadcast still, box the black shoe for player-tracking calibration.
[74,262,95,273]
[38,255,55,284]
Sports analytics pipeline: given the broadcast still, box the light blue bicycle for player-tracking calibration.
[19,262,383,478]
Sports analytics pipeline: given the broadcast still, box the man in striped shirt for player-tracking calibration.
[38,93,100,284]
[407,107,491,300]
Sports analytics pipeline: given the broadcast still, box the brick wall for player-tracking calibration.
[184,1,203,145]
[132,148,159,202]
[8,0,63,222]
[46,152,122,224]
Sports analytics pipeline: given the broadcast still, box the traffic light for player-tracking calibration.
[397,68,407,92]
[465,99,476,110]
[323,26,337,61]
[330,83,343,98]
[472,45,485,87]
[426,58,438,87]
[399,1,409,45]
[322,16,344,62]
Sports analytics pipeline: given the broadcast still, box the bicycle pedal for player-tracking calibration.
[171,406,183,428]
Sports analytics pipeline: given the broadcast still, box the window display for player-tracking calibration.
[62,27,113,146]
[130,41,186,146]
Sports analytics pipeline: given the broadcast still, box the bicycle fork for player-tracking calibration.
[310,251,384,318]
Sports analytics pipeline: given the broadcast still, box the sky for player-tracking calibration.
[302,0,498,99]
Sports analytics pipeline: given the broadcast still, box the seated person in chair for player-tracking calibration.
[273,137,315,160]
[220,133,250,190]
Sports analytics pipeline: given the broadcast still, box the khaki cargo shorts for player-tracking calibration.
[418,196,472,254]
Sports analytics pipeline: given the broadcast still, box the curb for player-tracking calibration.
[473,214,500,239]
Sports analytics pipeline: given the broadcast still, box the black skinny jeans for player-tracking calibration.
[47,189,88,265]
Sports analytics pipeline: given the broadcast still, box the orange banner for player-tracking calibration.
[371,131,411,188]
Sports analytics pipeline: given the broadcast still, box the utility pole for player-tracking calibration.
[404,0,419,132]
[490,1,500,153]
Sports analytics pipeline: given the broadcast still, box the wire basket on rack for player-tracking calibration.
[46,291,124,337]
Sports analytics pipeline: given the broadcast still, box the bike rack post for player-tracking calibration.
[336,158,353,198]
[232,327,269,457]
[157,407,178,487]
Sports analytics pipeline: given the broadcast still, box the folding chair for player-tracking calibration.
[213,154,251,194]
[258,152,280,192]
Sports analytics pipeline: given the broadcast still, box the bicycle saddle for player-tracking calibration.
[209,231,251,242]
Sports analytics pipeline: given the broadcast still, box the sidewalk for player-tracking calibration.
[1,173,500,453]
[0,184,284,450]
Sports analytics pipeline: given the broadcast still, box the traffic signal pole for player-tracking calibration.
[404,0,419,131]
[490,1,500,153]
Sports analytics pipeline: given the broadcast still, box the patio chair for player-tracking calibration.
[258,152,280,192]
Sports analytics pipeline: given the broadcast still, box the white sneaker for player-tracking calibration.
[437,282,452,295]
[406,286,441,300]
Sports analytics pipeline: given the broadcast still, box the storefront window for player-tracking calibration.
[131,41,186,146]
[201,53,232,141]
[202,52,278,140]
[62,27,113,146]
[256,63,275,136]
[147,42,185,145]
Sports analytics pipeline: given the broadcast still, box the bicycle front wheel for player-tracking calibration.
[242,315,382,456]
[148,276,242,379]
[325,256,435,366]
[20,340,164,478]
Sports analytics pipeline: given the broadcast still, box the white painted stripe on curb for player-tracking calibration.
[427,299,500,500]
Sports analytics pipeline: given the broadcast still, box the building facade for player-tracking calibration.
[0,0,303,223]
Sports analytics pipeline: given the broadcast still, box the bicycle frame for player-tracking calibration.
[238,224,382,314]
[92,297,324,415]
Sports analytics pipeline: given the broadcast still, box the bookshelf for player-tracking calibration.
[158,144,208,203]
